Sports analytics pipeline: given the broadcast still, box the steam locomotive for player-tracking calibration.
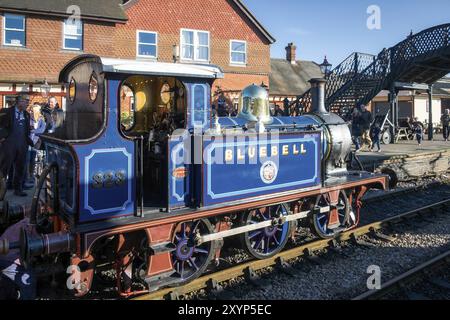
[0,55,387,298]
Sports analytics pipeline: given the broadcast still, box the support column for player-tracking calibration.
[389,87,398,144]
[428,85,434,141]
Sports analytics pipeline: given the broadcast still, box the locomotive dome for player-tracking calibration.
[238,84,273,124]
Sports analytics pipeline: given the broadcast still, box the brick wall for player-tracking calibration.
[0,14,116,83]
[0,0,271,106]
[118,0,271,92]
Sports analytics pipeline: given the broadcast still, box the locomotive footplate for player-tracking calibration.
[324,171,384,188]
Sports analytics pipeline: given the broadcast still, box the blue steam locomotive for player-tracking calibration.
[0,55,387,297]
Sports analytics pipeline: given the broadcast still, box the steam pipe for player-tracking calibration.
[20,229,74,266]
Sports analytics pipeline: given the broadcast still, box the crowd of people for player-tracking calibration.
[0,94,59,197]
[350,104,376,152]
[350,104,450,152]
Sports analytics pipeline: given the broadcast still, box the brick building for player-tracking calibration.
[269,43,323,109]
[0,0,274,109]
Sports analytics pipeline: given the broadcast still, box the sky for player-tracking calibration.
[244,0,450,66]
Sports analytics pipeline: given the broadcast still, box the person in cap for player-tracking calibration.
[0,94,33,196]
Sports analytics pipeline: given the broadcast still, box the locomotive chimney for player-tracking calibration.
[309,78,328,114]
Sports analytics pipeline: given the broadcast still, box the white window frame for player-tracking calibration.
[230,40,247,66]
[63,18,83,51]
[191,84,208,128]
[136,30,158,59]
[2,13,26,47]
[180,29,210,63]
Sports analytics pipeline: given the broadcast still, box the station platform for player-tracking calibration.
[356,137,450,181]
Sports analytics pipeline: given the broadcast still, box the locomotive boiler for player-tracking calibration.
[0,55,387,298]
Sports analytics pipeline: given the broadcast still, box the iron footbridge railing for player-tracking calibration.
[295,23,450,118]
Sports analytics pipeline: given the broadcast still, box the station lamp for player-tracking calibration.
[41,79,51,98]
[172,44,180,63]
[319,56,332,78]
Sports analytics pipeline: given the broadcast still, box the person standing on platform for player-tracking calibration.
[359,104,373,151]
[41,96,59,133]
[273,104,284,117]
[25,104,46,182]
[441,109,450,142]
[413,117,424,146]
[0,94,33,196]
[351,107,362,152]
[283,98,290,117]
[370,123,382,153]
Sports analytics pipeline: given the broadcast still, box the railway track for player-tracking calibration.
[133,198,450,300]
[353,249,450,300]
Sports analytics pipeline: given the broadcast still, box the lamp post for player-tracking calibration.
[319,56,332,78]
[41,79,51,98]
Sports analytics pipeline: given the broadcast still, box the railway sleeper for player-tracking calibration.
[206,278,224,295]
[303,248,328,265]
[275,257,297,277]
[349,234,375,247]
[243,267,272,289]
[369,228,396,242]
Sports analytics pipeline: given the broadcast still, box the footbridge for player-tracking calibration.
[296,23,450,139]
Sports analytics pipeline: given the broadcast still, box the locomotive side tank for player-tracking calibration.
[220,79,352,178]
[0,55,388,298]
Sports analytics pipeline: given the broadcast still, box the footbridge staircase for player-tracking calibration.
[297,23,450,117]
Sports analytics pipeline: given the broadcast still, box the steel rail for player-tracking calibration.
[353,249,450,300]
[132,198,450,300]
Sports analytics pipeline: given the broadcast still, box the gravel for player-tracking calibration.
[201,207,450,300]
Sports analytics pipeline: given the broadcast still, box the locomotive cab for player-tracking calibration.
[40,54,221,224]
[119,75,187,209]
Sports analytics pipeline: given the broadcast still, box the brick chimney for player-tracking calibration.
[285,43,297,65]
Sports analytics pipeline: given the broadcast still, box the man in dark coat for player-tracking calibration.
[359,104,373,151]
[441,109,450,142]
[0,94,33,196]
[41,96,59,133]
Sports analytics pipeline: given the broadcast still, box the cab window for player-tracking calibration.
[46,63,104,141]
[119,76,186,136]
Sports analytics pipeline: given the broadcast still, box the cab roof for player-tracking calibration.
[59,54,224,82]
